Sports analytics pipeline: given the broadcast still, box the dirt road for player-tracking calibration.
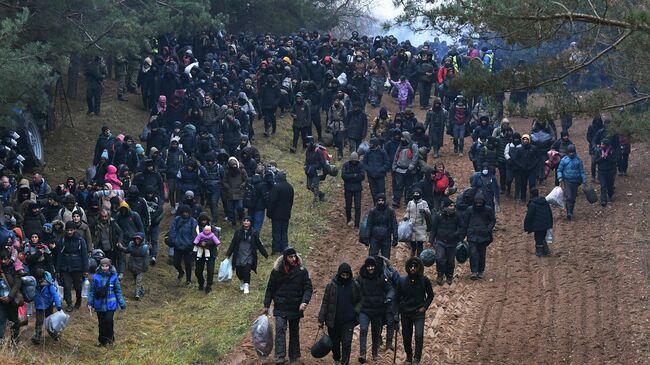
[222,103,650,365]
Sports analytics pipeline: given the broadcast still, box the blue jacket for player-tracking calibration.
[557,155,587,184]
[88,267,126,312]
[363,147,391,178]
[169,216,198,252]
[34,282,62,311]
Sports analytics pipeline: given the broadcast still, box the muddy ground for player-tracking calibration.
[221,100,650,365]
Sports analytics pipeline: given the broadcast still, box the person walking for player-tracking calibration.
[267,172,294,254]
[556,144,587,220]
[263,247,313,364]
[430,199,464,285]
[168,205,198,286]
[595,138,617,207]
[56,221,89,312]
[366,193,398,259]
[403,187,430,257]
[318,262,360,365]
[395,257,434,365]
[87,258,126,346]
[226,217,268,294]
[342,152,365,227]
[463,193,496,280]
[524,188,553,256]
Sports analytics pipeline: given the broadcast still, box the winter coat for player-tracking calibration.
[222,119,242,149]
[404,199,430,241]
[557,155,587,184]
[226,228,268,273]
[425,108,448,148]
[120,239,149,274]
[356,260,394,316]
[267,174,294,220]
[396,257,434,315]
[34,282,62,311]
[264,255,313,319]
[429,210,464,246]
[74,221,94,252]
[133,170,165,197]
[168,215,198,252]
[291,100,312,128]
[114,204,144,239]
[595,147,617,173]
[345,110,368,140]
[304,147,327,178]
[25,244,55,275]
[470,173,500,207]
[524,197,553,233]
[176,165,207,194]
[23,210,46,240]
[318,274,361,328]
[56,234,89,273]
[496,134,512,163]
[93,219,123,253]
[512,144,539,171]
[87,266,126,312]
[94,133,116,165]
[259,82,281,109]
[203,162,225,193]
[327,104,347,132]
[463,205,496,244]
[392,142,418,173]
[223,166,248,200]
[367,206,398,241]
[341,161,366,192]
[363,147,391,178]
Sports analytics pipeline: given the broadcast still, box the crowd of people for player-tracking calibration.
[0,28,633,365]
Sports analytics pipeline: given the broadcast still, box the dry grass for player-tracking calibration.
[5,81,338,364]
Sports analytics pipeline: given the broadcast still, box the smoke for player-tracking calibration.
[369,0,451,47]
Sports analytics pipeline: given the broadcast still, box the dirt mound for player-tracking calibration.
[221,102,649,365]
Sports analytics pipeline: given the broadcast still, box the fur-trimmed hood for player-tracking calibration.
[273,254,306,272]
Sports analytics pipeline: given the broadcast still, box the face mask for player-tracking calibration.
[377,201,386,209]
[482,169,489,175]
[413,194,421,200]
[401,140,408,146]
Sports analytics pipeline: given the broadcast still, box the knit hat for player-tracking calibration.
[185,190,194,199]
[350,152,359,161]
[100,149,109,160]
[99,258,111,266]
[64,221,76,230]
[135,144,145,154]
[283,247,297,258]
[226,108,234,116]
[567,144,576,153]
[521,134,530,141]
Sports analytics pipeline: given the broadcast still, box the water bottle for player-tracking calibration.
[81,278,90,298]
[0,278,9,297]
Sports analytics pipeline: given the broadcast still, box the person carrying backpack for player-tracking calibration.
[31,268,62,344]
[366,194,398,259]
[391,132,418,209]
[557,144,588,220]
[524,188,553,257]
[56,221,89,312]
[87,257,126,346]
[0,247,22,342]
[429,199,464,285]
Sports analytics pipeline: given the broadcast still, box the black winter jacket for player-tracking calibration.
[56,234,89,273]
[318,274,361,328]
[429,211,464,246]
[524,197,553,233]
[341,161,365,192]
[267,174,294,220]
[367,206,398,241]
[356,262,394,316]
[264,255,313,319]
[463,205,496,244]
[396,258,434,315]
[226,227,268,273]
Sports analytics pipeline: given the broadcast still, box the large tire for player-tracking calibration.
[17,112,45,167]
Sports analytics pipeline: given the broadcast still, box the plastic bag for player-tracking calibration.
[45,311,70,335]
[384,79,391,88]
[357,141,370,155]
[456,241,469,263]
[397,221,413,242]
[546,229,554,244]
[545,186,565,209]
[251,315,274,358]
[218,258,232,282]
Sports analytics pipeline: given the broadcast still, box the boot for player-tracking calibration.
[543,243,551,256]
[535,245,545,257]
[446,275,454,285]
[436,273,444,286]
[358,356,366,364]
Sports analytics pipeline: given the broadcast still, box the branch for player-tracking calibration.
[156,0,180,13]
[65,15,105,51]
[83,23,117,50]
[601,95,650,111]
[0,1,21,10]
[511,29,633,91]
[495,11,650,33]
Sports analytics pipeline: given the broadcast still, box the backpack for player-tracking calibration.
[243,182,256,209]
[21,276,37,303]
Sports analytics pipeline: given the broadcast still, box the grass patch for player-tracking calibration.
[8,86,338,364]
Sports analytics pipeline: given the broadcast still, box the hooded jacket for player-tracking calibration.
[56,232,89,273]
[114,201,144,240]
[557,155,587,184]
[396,257,434,314]
[341,160,366,192]
[119,233,149,274]
[430,209,464,246]
[463,194,496,244]
[356,256,394,316]
[264,254,313,319]
[363,145,391,179]
[223,158,248,200]
[318,262,361,328]
[524,196,553,233]
[267,172,294,220]
[88,265,126,312]
[168,205,198,252]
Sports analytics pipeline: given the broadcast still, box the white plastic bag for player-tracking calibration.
[218,258,232,282]
[357,141,370,155]
[545,186,565,209]
[45,311,70,336]
[397,221,413,242]
[383,79,391,88]
[251,315,274,358]
[546,229,554,244]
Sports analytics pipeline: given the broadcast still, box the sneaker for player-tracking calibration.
[459,152,464,157]
[289,147,296,153]
[477,272,484,279]
[372,353,380,361]
[470,272,479,280]
[240,282,245,291]
[275,358,286,365]
[134,295,140,301]
[347,221,354,227]
[150,257,157,266]
[243,283,250,294]
[185,281,192,287]
[436,274,444,286]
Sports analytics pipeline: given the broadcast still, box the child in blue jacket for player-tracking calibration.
[32,268,62,344]
[87,257,126,346]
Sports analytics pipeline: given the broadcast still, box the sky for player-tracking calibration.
[370,0,445,46]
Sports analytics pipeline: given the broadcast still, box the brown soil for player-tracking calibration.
[221,100,650,365]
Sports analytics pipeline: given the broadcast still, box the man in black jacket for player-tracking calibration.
[366,193,398,259]
[511,134,538,202]
[396,257,434,365]
[524,188,553,256]
[263,247,313,364]
[318,262,360,365]
[267,172,294,254]
[429,199,464,285]
[304,139,327,203]
[464,193,496,280]
[56,221,89,312]
[342,152,365,228]
[356,256,394,363]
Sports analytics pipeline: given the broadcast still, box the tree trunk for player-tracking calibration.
[67,55,81,99]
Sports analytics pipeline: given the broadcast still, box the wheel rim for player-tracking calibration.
[25,121,43,161]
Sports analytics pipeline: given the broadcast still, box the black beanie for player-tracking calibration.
[283,247,297,258]
[337,262,352,276]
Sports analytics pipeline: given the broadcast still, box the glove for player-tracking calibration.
[403,217,408,221]
[57,307,62,312]
[120,305,126,310]
[392,240,398,247]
